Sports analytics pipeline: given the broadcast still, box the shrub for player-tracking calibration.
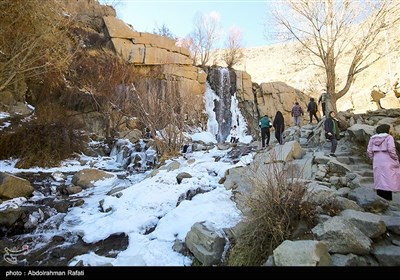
[0,105,86,168]
[227,155,306,266]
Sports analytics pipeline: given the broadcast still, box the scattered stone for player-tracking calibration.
[176,172,192,184]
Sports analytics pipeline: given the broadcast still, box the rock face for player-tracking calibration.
[235,80,311,137]
[102,16,206,122]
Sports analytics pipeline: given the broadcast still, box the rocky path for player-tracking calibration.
[297,122,399,202]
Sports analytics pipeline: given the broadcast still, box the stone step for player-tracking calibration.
[348,164,372,172]
[354,170,374,177]
[335,151,355,157]
[333,154,367,163]
[392,193,400,206]
[359,177,374,184]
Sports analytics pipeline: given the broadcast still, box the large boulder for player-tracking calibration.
[71,169,115,189]
[340,209,386,238]
[312,216,372,255]
[0,207,24,227]
[346,124,375,145]
[0,172,34,200]
[254,140,305,164]
[380,91,400,109]
[185,222,226,266]
[347,187,389,213]
[273,240,331,266]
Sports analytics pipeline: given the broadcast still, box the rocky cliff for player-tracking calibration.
[102,15,207,115]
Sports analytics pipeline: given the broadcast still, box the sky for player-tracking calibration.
[0,82,254,266]
[109,0,276,48]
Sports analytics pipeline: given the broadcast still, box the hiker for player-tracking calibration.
[318,90,328,117]
[230,125,239,143]
[367,124,400,201]
[259,114,272,148]
[324,111,340,157]
[307,97,319,124]
[291,102,304,127]
[273,111,285,145]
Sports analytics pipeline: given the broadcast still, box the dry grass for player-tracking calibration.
[0,104,86,168]
[227,158,306,266]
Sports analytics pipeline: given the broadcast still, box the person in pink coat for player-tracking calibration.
[367,124,400,201]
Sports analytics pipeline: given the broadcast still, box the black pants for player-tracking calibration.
[261,127,270,147]
[275,130,283,145]
[309,111,319,123]
[330,136,337,153]
[377,189,392,201]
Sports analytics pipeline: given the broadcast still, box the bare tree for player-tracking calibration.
[129,76,194,155]
[222,26,245,68]
[272,0,400,113]
[153,23,177,40]
[65,50,138,139]
[190,12,223,67]
[177,36,199,66]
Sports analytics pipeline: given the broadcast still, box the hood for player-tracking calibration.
[370,133,389,147]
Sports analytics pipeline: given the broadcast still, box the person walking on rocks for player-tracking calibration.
[273,111,285,145]
[291,102,304,127]
[318,90,328,117]
[324,111,340,157]
[259,114,272,148]
[367,124,400,201]
[307,97,319,124]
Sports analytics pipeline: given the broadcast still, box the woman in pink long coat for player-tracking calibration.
[367,124,400,201]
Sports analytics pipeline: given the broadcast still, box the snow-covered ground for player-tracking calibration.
[0,78,254,266]
[0,137,253,266]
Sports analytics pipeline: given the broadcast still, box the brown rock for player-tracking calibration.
[0,172,34,200]
[71,169,115,189]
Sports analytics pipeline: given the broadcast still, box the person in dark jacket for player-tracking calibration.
[324,111,340,157]
[273,111,285,145]
[259,115,272,148]
[307,97,319,124]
